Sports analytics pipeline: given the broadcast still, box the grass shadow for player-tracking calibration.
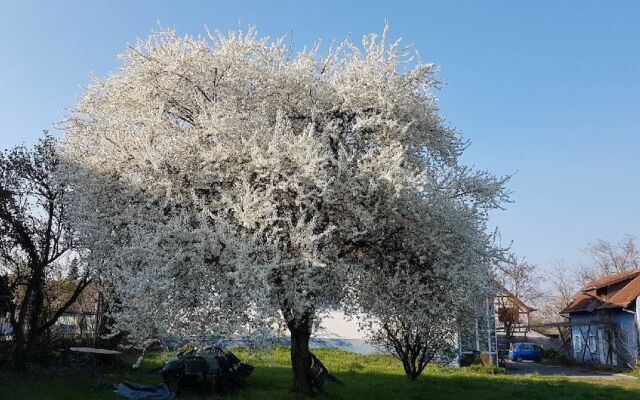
[2,348,640,400]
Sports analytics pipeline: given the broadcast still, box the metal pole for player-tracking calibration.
[486,297,493,365]
[475,318,480,352]
[495,317,500,367]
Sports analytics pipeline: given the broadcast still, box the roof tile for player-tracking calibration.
[562,269,640,314]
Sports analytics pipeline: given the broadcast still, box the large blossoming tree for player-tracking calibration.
[61,25,507,394]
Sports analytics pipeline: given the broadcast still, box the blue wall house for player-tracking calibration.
[561,270,640,368]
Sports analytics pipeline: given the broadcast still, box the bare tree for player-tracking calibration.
[493,256,542,343]
[578,236,639,282]
[0,134,91,369]
[536,262,582,350]
[495,256,542,306]
[546,263,580,314]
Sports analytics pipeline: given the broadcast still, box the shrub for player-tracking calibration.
[459,352,480,367]
[557,353,576,366]
[542,348,557,360]
[465,364,507,375]
[480,352,493,367]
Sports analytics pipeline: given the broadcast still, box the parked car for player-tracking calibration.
[509,342,543,362]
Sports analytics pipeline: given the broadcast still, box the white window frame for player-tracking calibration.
[573,334,583,354]
[588,333,597,353]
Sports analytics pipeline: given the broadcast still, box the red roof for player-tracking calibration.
[561,269,640,314]
[600,275,640,309]
[584,269,640,290]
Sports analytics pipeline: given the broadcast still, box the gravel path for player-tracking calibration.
[504,360,637,380]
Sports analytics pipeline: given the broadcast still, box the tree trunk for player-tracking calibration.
[11,323,27,371]
[19,266,48,364]
[11,282,33,371]
[288,317,315,395]
[402,359,419,382]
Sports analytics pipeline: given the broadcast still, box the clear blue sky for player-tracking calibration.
[1,0,638,270]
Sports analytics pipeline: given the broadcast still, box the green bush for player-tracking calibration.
[459,352,480,366]
[542,348,557,360]
[480,352,493,367]
[558,353,577,366]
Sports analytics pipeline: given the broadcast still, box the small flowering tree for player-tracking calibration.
[61,25,507,394]
[353,189,502,380]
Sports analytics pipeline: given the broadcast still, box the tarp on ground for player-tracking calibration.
[114,381,175,400]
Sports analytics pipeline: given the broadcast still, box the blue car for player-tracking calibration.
[509,342,542,362]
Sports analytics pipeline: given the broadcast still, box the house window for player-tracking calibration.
[588,334,597,353]
[573,334,583,354]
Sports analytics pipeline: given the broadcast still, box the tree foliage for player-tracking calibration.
[0,134,90,369]
[352,188,503,379]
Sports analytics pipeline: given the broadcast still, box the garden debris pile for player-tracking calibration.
[310,352,343,392]
[160,345,254,394]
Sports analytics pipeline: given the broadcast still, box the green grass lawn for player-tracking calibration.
[2,347,640,400]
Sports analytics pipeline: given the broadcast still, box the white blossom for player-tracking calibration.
[60,24,508,384]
